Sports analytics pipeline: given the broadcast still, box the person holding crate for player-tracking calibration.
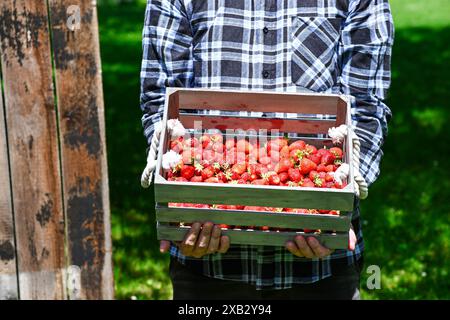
[140,0,393,300]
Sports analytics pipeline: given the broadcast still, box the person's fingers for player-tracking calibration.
[307,237,332,258]
[294,235,315,258]
[217,235,230,254]
[160,240,171,253]
[180,222,201,256]
[285,240,304,257]
[192,222,214,257]
[348,228,357,251]
[207,225,222,254]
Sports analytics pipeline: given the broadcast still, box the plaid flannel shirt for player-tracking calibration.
[140,0,394,289]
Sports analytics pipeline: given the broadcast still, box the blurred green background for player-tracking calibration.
[97,0,450,299]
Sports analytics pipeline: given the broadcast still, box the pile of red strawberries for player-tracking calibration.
[165,133,346,224]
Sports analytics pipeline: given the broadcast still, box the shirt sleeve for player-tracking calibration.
[140,0,194,146]
[339,0,394,186]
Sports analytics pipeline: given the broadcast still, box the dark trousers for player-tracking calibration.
[170,257,362,300]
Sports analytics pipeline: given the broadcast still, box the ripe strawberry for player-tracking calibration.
[212,142,224,153]
[232,163,247,175]
[309,170,319,181]
[325,172,334,182]
[201,167,215,180]
[240,172,251,182]
[321,151,336,166]
[313,176,325,188]
[288,168,302,183]
[317,147,329,157]
[275,158,294,173]
[317,164,327,172]
[180,165,195,180]
[172,177,188,182]
[299,158,317,175]
[325,164,335,172]
[249,173,258,181]
[205,177,220,183]
[301,178,315,188]
[183,137,199,148]
[304,144,317,155]
[307,153,322,165]
[202,150,215,163]
[236,139,252,154]
[216,172,228,182]
[210,133,223,144]
[190,176,203,183]
[267,138,288,152]
[264,171,280,185]
[251,179,268,185]
[280,145,290,158]
[193,162,204,175]
[290,149,307,162]
[259,156,271,165]
[288,140,306,152]
[200,135,211,149]
[329,210,339,215]
[279,172,289,183]
[329,147,343,159]
[170,137,184,153]
[225,139,235,150]
[181,150,193,164]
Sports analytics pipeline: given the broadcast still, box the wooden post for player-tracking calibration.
[48,0,114,299]
[0,67,18,300]
[0,1,66,299]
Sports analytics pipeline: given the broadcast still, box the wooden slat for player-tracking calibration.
[179,114,336,134]
[156,206,351,231]
[0,66,18,300]
[0,0,66,299]
[157,224,349,249]
[155,179,355,211]
[48,0,113,300]
[171,89,340,115]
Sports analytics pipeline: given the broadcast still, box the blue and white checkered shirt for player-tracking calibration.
[140,0,394,289]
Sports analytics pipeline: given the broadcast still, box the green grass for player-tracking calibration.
[98,0,450,300]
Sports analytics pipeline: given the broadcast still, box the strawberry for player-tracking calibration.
[307,153,322,165]
[180,165,195,180]
[190,176,203,183]
[301,178,315,188]
[329,147,343,159]
[304,144,317,155]
[267,138,288,152]
[275,158,294,173]
[325,172,334,182]
[280,145,290,158]
[251,179,268,185]
[290,149,307,162]
[216,172,228,182]
[313,176,325,188]
[309,170,319,181]
[325,164,335,172]
[170,137,184,153]
[212,162,222,173]
[288,168,302,183]
[259,156,271,165]
[263,171,280,185]
[193,162,204,175]
[201,167,215,180]
[231,163,247,175]
[202,150,215,163]
[236,139,252,154]
[317,164,327,172]
[210,133,223,144]
[171,177,188,182]
[321,151,336,166]
[200,135,211,149]
[279,172,289,183]
[288,140,306,151]
[212,142,224,153]
[299,158,317,175]
[329,210,339,216]
[205,177,220,183]
[225,138,235,150]
[240,172,251,182]
[183,137,199,148]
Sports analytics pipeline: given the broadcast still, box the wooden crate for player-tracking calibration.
[154,88,355,249]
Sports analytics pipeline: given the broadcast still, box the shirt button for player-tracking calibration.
[263,71,270,78]
[263,27,269,34]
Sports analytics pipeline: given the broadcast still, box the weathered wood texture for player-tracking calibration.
[48,0,113,300]
[0,0,66,300]
[0,66,18,300]
[0,0,113,299]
